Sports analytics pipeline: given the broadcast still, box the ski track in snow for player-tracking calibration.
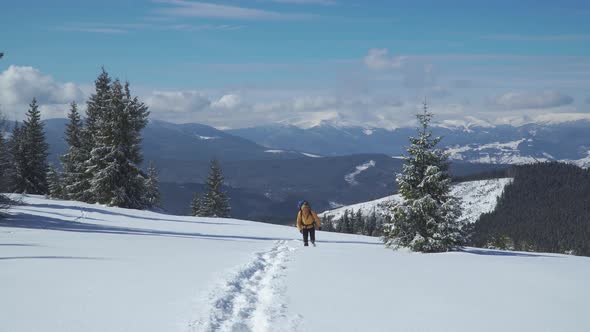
[190,240,300,332]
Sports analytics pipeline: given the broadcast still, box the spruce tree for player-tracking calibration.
[47,164,65,199]
[382,102,464,252]
[0,113,11,206]
[353,209,364,234]
[191,192,203,216]
[84,72,149,209]
[143,161,161,208]
[0,128,10,192]
[9,123,26,192]
[61,102,91,201]
[12,99,49,194]
[200,159,230,217]
[366,210,378,236]
[82,69,112,203]
[338,210,351,233]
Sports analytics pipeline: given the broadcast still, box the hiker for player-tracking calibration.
[297,201,321,247]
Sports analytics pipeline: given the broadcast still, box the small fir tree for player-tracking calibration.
[0,128,10,192]
[8,123,26,192]
[200,159,230,217]
[366,210,378,236]
[143,161,161,208]
[191,192,203,216]
[353,209,364,234]
[382,102,465,252]
[47,164,65,199]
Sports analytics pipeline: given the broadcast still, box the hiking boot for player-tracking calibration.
[304,242,309,247]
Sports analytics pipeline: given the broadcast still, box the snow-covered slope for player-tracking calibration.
[320,178,513,223]
[1,194,589,332]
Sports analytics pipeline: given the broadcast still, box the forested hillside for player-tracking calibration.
[471,162,590,256]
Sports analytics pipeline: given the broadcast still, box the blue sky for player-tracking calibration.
[1,0,589,128]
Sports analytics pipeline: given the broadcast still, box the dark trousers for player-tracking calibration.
[302,228,315,246]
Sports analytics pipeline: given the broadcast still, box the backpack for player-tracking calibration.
[297,200,309,210]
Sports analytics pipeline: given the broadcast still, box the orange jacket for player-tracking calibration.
[297,207,321,231]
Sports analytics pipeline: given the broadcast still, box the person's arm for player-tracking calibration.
[312,211,321,229]
[297,211,303,231]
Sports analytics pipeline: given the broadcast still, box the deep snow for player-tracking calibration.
[1,194,589,332]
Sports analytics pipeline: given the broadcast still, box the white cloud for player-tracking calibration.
[146,90,211,113]
[363,48,436,88]
[153,0,310,20]
[426,86,451,99]
[364,48,406,71]
[0,65,84,106]
[490,91,574,110]
[211,94,242,109]
[292,96,341,111]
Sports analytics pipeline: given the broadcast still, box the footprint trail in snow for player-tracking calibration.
[190,240,300,332]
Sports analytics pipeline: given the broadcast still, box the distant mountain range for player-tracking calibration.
[227,121,590,167]
[27,118,503,221]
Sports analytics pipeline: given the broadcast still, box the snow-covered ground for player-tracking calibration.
[320,178,513,223]
[1,194,589,332]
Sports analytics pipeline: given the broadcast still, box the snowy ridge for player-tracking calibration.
[568,150,590,168]
[445,139,544,164]
[344,160,376,185]
[320,178,513,223]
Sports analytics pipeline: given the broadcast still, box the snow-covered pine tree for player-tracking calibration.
[61,102,91,201]
[12,99,49,194]
[353,209,364,234]
[86,78,148,209]
[82,70,149,209]
[366,210,378,236]
[80,69,111,203]
[200,159,230,217]
[337,210,351,233]
[143,161,161,208]
[8,123,25,192]
[0,126,10,192]
[190,192,203,216]
[47,164,65,199]
[382,102,464,253]
[84,68,111,144]
[0,113,11,205]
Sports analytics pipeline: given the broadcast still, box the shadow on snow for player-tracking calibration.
[458,247,557,258]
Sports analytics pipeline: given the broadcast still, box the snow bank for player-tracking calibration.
[1,193,589,332]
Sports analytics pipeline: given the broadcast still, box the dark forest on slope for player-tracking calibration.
[470,162,590,256]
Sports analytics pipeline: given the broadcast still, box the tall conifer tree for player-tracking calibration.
[61,102,90,200]
[382,102,464,252]
[12,99,49,194]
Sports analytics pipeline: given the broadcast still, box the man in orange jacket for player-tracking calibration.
[297,201,321,247]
